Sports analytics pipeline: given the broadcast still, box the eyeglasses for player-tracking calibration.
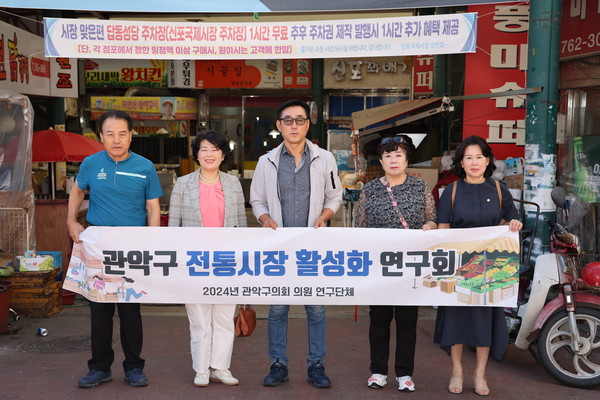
[380,136,408,145]
[279,117,308,126]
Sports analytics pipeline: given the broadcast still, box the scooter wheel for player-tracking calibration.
[538,307,600,388]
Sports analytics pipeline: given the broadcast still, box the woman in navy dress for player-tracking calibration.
[434,136,522,396]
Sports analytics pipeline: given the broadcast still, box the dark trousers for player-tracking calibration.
[369,305,418,377]
[88,301,144,372]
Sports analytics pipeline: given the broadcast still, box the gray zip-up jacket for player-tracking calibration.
[250,140,343,226]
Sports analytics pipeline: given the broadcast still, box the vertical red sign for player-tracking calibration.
[55,58,72,89]
[464,2,528,160]
[413,55,434,96]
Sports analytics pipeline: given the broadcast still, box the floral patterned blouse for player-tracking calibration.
[355,174,437,229]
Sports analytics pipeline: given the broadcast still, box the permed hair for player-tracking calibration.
[377,135,416,164]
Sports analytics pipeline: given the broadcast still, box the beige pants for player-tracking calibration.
[185,303,236,373]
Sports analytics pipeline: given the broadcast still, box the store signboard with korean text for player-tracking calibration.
[90,96,196,121]
[323,57,411,89]
[85,59,168,88]
[560,0,600,60]
[169,59,310,89]
[413,55,435,96]
[44,14,477,60]
[0,20,77,97]
[464,2,528,160]
[128,120,190,138]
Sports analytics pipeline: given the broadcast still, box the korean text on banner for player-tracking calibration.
[64,226,519,307]
[44,14,477,60]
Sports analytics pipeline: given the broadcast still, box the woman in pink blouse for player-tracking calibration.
[169,130,247,387]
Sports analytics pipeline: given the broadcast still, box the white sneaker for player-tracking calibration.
[397,375,415,392]
[194,371,210,387]
[210,369,239,386]
[368,373,387,388]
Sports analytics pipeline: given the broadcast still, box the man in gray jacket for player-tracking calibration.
[250,99,342,389]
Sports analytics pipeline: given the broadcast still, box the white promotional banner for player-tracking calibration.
[44,14,477,60]
[64,226,519,307]
[0,20,78,98]
[3,0,516,13]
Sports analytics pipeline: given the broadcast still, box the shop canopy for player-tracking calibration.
[351,97,452,136]
[3,0,524,13]
[352,87,543,140]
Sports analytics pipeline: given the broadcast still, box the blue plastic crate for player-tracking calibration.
[36,251,62,281]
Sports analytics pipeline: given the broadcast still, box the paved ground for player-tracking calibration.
[1,301,599,400]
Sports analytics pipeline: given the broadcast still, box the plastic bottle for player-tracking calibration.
[573,137,596,202]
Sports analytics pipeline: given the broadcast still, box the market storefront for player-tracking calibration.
[558,1,600,253]
[1,8,481,321]
[169,58,313,168]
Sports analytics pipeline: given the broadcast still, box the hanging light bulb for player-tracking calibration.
[268,128,280,139]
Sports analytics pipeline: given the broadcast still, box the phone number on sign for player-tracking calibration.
[561,32,600,56]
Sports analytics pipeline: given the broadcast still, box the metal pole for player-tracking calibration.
[524,0,562,254]
[311,58,325,146]
[433,5,448,99]
[51,162,56,199]
[433,7,449,154]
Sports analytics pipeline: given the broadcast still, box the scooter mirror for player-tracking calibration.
[550,186,567,208]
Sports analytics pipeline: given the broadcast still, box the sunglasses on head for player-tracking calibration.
[380,136,408,145]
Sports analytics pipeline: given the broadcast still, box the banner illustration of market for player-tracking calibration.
[63,226,519,307]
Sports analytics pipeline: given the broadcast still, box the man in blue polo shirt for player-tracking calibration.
[67,110,162,389]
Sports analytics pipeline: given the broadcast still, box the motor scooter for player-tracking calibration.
[506,187,600,388]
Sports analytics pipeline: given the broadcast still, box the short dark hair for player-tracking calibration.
[97,110,133,133]
[452,135,496,178]
[377,135,415,164]
[276,99,310,120]
[191,130,232,165]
